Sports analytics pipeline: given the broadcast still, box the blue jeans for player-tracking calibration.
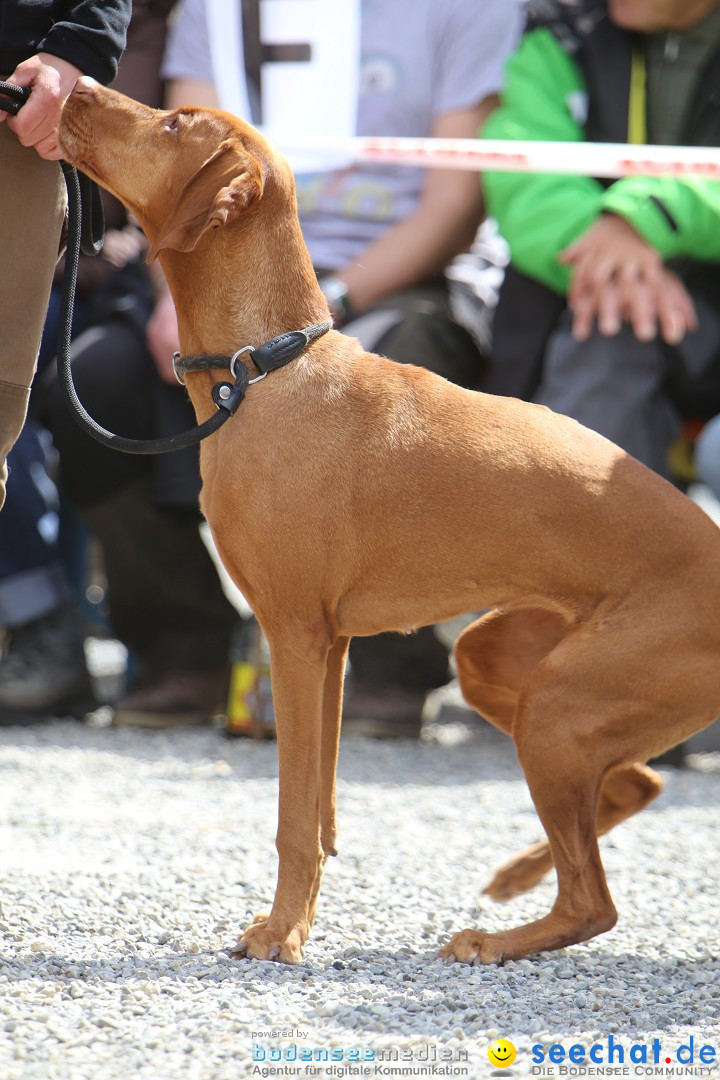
[0,288,86,629]
[0,423,72,629]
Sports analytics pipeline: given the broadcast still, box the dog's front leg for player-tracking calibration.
[307,635,349,930]
[236,626,329,964]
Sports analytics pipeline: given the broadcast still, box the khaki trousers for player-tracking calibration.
[0,122,66,508]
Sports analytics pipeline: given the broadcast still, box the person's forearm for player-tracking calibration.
[40,1,131,85]
[481,26,604,295]
[601,177,720,264]
[166,79,220,111]
[337,102,494,313]
[337,192,483,313]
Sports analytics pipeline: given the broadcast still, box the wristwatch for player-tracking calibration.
[319,276,354,327]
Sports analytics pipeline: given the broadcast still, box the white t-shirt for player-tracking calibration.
[162,0,523,269]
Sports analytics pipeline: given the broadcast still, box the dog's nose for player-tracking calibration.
[71,76,98,97]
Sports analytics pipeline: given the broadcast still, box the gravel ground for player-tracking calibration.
[0,711,718,1080]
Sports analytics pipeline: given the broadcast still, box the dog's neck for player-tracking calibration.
[157,211,330,362]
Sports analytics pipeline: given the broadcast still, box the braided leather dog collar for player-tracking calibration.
[172,319,333,385]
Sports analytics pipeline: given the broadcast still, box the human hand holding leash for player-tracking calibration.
[1,53,82,159]
[560,212,697,346]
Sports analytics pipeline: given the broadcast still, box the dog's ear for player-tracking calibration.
[147,139,263,261]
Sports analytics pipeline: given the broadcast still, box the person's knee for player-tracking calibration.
[545,321,663,376]
[536,321,680,476]
[539,322,673,412]
[0,380,31,467]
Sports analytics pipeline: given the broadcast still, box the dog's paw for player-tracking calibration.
[233,913,305,964]
[438,929,506,966]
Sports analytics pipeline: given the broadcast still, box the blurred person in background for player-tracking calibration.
[0,1,131,511]
[0,3,239,729]
[482,0,720,483]
[0,0,131,722]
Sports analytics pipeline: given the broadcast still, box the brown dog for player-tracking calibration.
[59,79,720,966]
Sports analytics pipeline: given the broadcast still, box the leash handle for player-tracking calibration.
[0,81,30,116]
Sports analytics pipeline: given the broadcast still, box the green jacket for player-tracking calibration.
[483,4,720,297]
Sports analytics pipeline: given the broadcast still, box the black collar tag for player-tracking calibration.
[252,329,318,375]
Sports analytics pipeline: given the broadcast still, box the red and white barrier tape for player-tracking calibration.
[279,136,720,179]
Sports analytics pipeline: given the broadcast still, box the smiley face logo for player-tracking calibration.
[488,1039,516,1068]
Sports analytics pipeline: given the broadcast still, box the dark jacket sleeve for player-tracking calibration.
[38,1,132,84]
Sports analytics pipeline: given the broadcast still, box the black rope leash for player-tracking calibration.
[0,80,27,116]
[0,78,303,455]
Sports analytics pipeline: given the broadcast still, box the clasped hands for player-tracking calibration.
[561,212,697,345]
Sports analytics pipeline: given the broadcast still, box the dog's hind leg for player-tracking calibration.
[454,607,570,736]
[441,618,679,964]
[442,605,719,964]
[452,607,570,902]
[236,621,331,963]
[440,685,615,962]
[484,762,663,901]
[455,610,663,902]
[307,635,350,929]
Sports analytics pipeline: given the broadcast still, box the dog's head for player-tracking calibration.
[60,79,293,261]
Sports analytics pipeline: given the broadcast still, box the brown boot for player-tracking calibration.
[112,667,230,729]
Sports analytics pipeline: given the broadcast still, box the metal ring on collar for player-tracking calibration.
[230,345,268,385]
[230,345,256,380]
[172,351,185,386]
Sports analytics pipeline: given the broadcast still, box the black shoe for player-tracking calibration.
[0,606,94,722]
[111,667,230,728]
